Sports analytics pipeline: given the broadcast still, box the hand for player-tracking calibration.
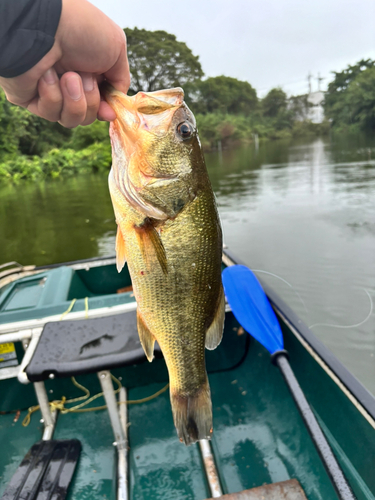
[0,0,130,128]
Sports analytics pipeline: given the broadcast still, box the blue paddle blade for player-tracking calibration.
[222,265,283,355]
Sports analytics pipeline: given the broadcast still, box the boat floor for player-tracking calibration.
[0,314,340,500]
[211,479,307,499]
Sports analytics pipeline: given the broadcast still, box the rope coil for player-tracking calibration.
[22,375,169,427]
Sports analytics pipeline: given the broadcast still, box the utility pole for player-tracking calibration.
[307,72,312,94]
[317,73,323,92]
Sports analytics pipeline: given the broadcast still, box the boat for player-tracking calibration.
[0,250,374,500]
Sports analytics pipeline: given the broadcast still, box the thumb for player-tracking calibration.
[103,32,131,94]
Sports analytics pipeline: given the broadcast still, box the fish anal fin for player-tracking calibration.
[137,310,155,362]
[205,285,225,350]
[135,218,168,274]
[115,226,127,273]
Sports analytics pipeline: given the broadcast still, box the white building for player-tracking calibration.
[307,91,325,124]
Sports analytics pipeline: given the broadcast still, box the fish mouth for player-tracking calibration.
[102,84,184,136]
[104,85,187,220]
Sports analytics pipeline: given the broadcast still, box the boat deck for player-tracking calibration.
[1,256,374,500]
[0,311,351,500]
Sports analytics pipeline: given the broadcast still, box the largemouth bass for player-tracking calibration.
[104,86,225,445]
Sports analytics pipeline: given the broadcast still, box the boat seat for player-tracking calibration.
[11,309,148,500]
[25,310,159,382]
[1,439,81,500]
[207,479,307,500]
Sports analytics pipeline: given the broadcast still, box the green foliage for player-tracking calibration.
[324,59,375,130]
[261,88,288,117]
[4,30,371,184]
[325,59,374,100]
[0,91,19,158]
[0,90,71,160]
[125,28,204,93]
[292,120,331,138]
[69,121,110,150]
[0,87,112,183]
[345,67,375,130]
[196,114,250,149]
[186,76,258,115]
[0,142,112,182]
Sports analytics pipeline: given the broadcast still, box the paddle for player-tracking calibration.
[222,265,356,500]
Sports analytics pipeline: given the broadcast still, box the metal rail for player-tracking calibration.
[98,371,128,500]
[276,354,356,500]
[199,439,223,498]
[34,381,56,440]
[118,387,129,500]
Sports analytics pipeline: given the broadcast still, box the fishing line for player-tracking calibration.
[252,269,308,314]
[309,288,373,330]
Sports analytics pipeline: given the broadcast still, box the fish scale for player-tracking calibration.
[104,85,225,445]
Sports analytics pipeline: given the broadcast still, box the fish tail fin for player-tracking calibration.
[170,379,213,446]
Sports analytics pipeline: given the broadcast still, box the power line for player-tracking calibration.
[257,73,327,95]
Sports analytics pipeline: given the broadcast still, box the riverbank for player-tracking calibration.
[0,115,330,182]
[1,136,374,397]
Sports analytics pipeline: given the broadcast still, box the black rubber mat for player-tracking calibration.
[1,439,81,500]
[26,310,161,381]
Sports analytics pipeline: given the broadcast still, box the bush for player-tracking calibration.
[292,120,331,137]
[69,121,110,150]
[0,142,112,182]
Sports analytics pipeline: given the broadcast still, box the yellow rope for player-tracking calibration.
[22,375,169,426]
[59,295,89,320]
[59,298,77,320]
[125,383,169,405]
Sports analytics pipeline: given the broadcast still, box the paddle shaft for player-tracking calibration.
[275,354,356,500]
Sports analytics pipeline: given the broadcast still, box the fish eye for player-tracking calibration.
[177,121,194,140]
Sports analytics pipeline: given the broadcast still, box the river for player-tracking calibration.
[0,133,374,395]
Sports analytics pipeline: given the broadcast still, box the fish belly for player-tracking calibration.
[122,191,223,444]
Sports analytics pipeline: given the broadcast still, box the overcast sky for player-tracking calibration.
[91,0,375,97]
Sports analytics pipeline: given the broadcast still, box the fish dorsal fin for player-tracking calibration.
[137,310,155,362]
[135,219,168,274]
[205,285,225,350]
[115,226,127,273]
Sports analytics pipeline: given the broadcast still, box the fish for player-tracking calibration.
[103,85,225,445]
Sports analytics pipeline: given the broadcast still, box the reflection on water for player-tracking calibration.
[0,134,374,394]
[206,135,375,395]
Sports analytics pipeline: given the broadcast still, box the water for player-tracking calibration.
[0,134,374,395]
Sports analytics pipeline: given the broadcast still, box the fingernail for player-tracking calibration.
[66,76,82,100]
[43,69,57,85]
[82,75,94,92]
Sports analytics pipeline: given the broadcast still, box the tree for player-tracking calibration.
[186,76,258,115]
[345,67,375,130]
[0,91,19,158]
[326,59,375,96]
[324,59,375,127]
[261,88,288,118]
[0,89,71,160]
[125,28,204,93]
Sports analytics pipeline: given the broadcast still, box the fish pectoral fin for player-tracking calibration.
[135,218,168,274]
[205,285,225,350]
[137,310,155,362]
[115,226,127,273]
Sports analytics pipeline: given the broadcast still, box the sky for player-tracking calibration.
[91,0,375,97]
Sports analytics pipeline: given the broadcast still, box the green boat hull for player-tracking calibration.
[0,252,374,500]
